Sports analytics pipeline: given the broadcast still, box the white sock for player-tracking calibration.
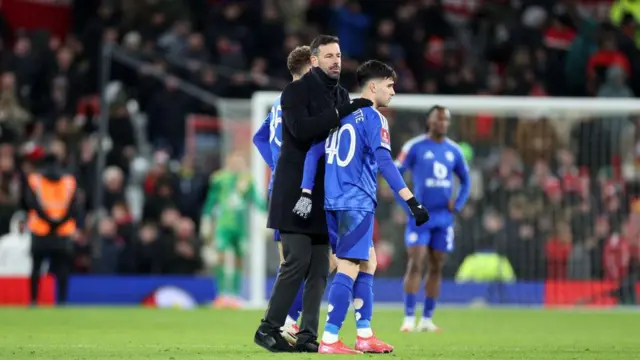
[322,331,339,344]
[285,316,297,327]
[404,316,415,324]
[356,327,373,338]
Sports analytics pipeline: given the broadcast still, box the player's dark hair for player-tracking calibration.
[356,60,397,88]
[310,35,339,56]
[287,45,311,76]
[425,105,447,132]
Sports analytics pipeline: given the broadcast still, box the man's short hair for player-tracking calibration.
[287,45,311,76]
[356,60,397,88]
[427,105,447,118]
[310,35,339,56]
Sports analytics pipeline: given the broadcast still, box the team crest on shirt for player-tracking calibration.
[381,128,390,145]
[445,151,454,162]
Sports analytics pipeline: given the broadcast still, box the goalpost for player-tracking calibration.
[247,91,640,308]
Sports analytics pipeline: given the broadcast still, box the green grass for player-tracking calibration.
[0,307,637,359]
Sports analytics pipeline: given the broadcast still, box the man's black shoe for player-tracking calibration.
[295,340,319,353]
[254,328,294,353]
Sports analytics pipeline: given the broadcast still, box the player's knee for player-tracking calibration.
[336,257,360,279]
[329,254,337,273]
[360,259,376,274]
[360,250,377,274]
[277,243,285,265]
[407,258,422,275]
[427,261,444,276]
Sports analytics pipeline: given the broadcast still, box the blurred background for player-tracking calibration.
[0,0,639,308]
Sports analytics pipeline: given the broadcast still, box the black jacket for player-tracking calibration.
[267,67,350,234]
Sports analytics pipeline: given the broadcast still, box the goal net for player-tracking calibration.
[247,92,640,309]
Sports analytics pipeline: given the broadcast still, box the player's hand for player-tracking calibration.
[448,200,456,213]
[292,192,313,219]
[406,197,429,226]
[337,98,373,118]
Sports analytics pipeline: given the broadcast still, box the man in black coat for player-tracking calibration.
[254,35,372,352]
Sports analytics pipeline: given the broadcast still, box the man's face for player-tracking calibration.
[312,42,341,79]
[372,78,395,107]
[428,108,451,136]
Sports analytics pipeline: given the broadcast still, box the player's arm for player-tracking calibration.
[252,114,275,170]
[292,141,325,219]
[452,148,471,212]
[300,141,325,193]
[394,139,417,175]
[247,178,267,211]
[202,174,220,217]
[368,114,429,225]
[281,81,370,142]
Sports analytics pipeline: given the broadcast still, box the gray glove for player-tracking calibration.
[292,193,313,219]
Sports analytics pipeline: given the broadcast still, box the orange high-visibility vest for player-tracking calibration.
[27,173,77,237]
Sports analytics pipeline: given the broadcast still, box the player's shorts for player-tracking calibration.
[326,210,374,261]
[405,221,454,253]
[215,228,246,256]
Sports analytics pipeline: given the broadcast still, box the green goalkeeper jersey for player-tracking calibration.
[202,170,265,235]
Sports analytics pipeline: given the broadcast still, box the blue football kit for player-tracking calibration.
[395,135,470,253]
[303,106,407,261]
[252,95,283,241]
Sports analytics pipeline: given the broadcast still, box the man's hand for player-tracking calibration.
[292,192,313,219]
[448,200,455,213]
[336,98,373,118]
[406,197,429,226]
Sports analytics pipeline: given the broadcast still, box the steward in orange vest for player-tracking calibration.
[24,153,78,306]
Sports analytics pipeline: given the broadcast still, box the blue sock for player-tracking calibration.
[353,272,373,330]
[423,297,436,319]
[288,282,303,322]
[404,293,417,317]
[324,272,354,336]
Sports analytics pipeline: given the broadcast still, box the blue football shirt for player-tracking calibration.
[324,106,391,212]
[266,95,283,191]
[395,135,470,227]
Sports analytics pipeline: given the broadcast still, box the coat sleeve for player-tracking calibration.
[280,81,342,142]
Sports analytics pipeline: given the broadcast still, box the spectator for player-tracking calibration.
[545,222,573,280]
[166,217,202,274]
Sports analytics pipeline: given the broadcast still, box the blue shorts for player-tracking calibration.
[326,210,374,261]
[405,221,454,253]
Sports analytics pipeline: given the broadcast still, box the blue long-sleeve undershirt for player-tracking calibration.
[375,148,407,193]
[300,144,407,195]
[252,119,274,171]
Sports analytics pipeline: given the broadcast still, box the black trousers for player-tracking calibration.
[30,235,72,305]
[261,232,330,343]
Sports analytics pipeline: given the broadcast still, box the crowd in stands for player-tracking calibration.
[0,0,638,281]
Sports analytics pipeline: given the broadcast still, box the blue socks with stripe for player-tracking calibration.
[353,272,374,337]
[323,272,354,343]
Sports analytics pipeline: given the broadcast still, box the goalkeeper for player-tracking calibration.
[203,152,265,308]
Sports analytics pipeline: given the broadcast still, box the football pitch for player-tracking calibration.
[0,307,637,359]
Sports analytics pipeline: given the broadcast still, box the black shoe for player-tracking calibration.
[295,340,319,353]
[254,327,294,353]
